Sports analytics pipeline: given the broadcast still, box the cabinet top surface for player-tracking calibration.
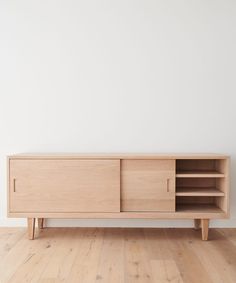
[8,153,229,159]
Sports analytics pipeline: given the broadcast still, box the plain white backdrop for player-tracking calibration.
[0,0,235,227]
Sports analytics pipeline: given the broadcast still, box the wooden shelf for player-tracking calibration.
[176,170,224,178]
[176,187,224,197]
[176,204,223,213]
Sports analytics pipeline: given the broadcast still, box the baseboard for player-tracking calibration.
[1,218,236,228]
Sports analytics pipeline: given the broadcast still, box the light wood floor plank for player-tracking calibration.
[184,229,224,283]
[164,229,214,283]
[65,228,104,283]
[124,228,153,283]
[0,230,38,282]
[95,228,124,283]
[144,229,183,282]
[7,228,67,283]
[216,228,236,246]
[206,229,236,283]
[0,228,25,260]
[38,228,76,281]
[38,228,86,282]
[150,260,183,283]
[144,228,172,260]
[0,228,235,283]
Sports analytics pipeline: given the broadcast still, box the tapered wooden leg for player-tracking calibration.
[38,218,44,229]
[201,219,209,241]
[194,219,201,230]
[27,218,35,240]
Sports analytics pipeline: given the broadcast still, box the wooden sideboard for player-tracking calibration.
[7,153,230,240]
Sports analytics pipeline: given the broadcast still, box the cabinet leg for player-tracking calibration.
[194,219,201,230]
[201,219,209,241]
[27,218,35,240]
[38,218,44,229]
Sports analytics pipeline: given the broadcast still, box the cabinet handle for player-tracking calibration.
[13,178,16,192]
[167,178,170,192]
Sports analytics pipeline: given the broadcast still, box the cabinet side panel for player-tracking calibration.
[215,158,230,215]
[7,157,11,217]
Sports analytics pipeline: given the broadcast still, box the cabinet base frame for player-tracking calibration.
[27,218,210,241]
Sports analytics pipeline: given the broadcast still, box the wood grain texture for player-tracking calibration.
[8,153,229,159]
[7,154,230,242]
[27,218,35,240]
[215,158,230,215]
[9,159,120,213]
[176,187,224,196]
[0,228,235,283]
[201,219,209,241]
[176,171,225,178]
[8,208,226,219]
[121,160,175,212]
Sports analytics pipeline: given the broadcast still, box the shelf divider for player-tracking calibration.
[176,170,224,178]
[176,187,224,197]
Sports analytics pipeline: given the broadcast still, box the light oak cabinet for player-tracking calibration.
[7,154,230,241]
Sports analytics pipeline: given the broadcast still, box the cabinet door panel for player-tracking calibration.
[9,159,120,213]
[121,160,175,212]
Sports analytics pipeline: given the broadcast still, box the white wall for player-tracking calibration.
[0,0,235,227]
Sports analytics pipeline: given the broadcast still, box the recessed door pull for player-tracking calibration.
[167,178,170,192]
[13,178,16,192]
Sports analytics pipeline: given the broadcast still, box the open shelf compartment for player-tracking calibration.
[176,195,225,214]
[176,203,224,214]
[176,159,225,178]
[175,158,229,215]
[176,178,225,197]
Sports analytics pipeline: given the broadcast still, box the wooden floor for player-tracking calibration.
[0,228,236,283]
